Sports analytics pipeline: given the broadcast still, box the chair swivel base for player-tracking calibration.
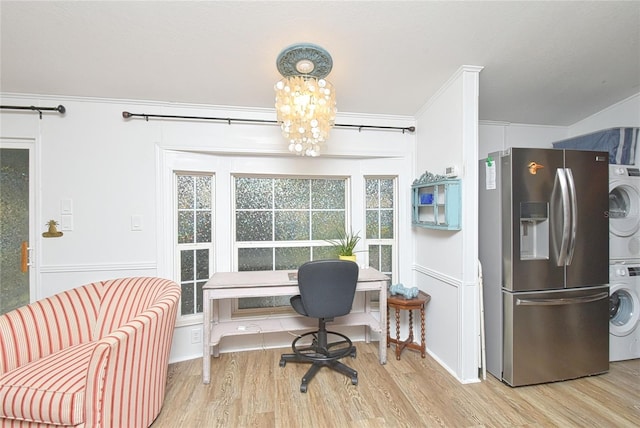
[280,330,358,393]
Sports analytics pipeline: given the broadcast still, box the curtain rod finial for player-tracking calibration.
[122,111,132,119]
[56,105,66,114]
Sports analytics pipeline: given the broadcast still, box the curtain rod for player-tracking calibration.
[0,104,66,119]
[121,111,415,134]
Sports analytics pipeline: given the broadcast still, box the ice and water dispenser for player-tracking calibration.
[519,202,549,260]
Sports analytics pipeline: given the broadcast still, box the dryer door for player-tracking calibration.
[608,182,640,237]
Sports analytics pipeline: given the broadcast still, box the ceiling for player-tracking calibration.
[1,1,639,126]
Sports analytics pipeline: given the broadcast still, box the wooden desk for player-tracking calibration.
[202,267,389,384]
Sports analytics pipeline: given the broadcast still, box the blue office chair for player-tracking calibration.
[279,259,360,393]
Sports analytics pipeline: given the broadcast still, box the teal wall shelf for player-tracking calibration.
[411,179,461,230]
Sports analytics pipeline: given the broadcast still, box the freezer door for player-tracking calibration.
[564,150,609,287]
[502,148,565,291]
[502,287,609,386]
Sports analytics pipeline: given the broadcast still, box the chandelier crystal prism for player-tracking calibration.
[274,43,336,156]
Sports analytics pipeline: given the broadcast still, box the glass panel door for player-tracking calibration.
[0,145,33,314]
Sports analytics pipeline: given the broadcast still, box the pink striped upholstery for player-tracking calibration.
[0,277,180,428]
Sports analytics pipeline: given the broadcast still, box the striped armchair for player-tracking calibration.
[0,277,180,428]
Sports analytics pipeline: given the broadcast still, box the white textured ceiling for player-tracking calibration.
[1,1,639,126]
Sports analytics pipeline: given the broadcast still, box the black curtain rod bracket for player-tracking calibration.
[121,111,415,134]
[1,104,66,119]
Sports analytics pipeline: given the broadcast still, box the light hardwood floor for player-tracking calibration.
[152,342,640,427]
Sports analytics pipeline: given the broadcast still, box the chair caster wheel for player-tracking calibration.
[351,376,358,385]
[300,384,308,393]
[279,359,286,367]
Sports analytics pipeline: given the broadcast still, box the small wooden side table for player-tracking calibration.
[386,291,431,360]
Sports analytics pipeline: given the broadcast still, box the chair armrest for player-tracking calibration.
[84,300,178,427]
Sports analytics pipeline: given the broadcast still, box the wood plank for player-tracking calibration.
[152,342,640,427]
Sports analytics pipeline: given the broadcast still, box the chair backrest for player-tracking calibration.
[94,277,176,339]
[297,259,359,319]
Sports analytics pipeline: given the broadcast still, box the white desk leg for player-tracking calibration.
[379,280,387,364]
[364,291,371,343]
[203,290,211,384]
[211,299,220,357]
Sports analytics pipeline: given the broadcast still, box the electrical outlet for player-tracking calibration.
[190,328,202,344]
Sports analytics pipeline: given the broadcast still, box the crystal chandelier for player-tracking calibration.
[274,43,337,156]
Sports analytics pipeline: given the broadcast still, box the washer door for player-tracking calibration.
[609,283,640,336]
[608,182,640,237]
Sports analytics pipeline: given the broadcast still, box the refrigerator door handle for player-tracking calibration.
[554,168,571,266]
[565,168,578,265]
[516,291,608,306]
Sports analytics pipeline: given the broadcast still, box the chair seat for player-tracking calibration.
[0,341,95,425]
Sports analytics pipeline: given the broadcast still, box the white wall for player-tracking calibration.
[478,121,568,159]
[568,92,640,165]
[0,93,416,363]
[569,93,640,135]
[413,66,482,383]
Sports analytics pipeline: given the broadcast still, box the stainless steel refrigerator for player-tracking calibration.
[479,147,610,386]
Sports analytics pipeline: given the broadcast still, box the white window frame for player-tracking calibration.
[231,174,353,316]
[158,149,405,327]
[175,172,214,319]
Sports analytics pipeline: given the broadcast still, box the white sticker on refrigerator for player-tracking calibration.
[485,157,496,190]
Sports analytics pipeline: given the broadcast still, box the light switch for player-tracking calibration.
[131,215,143,231]
[60,199,73,214]
[60,214,73,231]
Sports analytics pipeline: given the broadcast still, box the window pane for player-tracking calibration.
[239,296,291,309]
[365,179,379,209]
[196,281,205,313]
[178,211,194,243]
[236,177,273,209]
[196,212,211,243]
[312,179,344,209]
[196,249,209,280]
[366,210,379,239]
[181,250,194,281]
[236,211,272,241]
[275,211,309,240]
[177,176,194,209]
[380,179,394,208]
[369,244,380,270]
[274,178,308,209]
[238,247,273,271]
[312,211,345,240]
[181,283,194,315]
[275,247,311,270]
[196,176,211,209]
[381,245,393,273]
[380,210,394,239]
[313,245,337,260]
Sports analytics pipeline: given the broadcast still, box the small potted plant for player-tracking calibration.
[326,229,361,261]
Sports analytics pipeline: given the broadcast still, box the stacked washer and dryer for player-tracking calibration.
[554,127,640,362]
[608,164,640,361]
